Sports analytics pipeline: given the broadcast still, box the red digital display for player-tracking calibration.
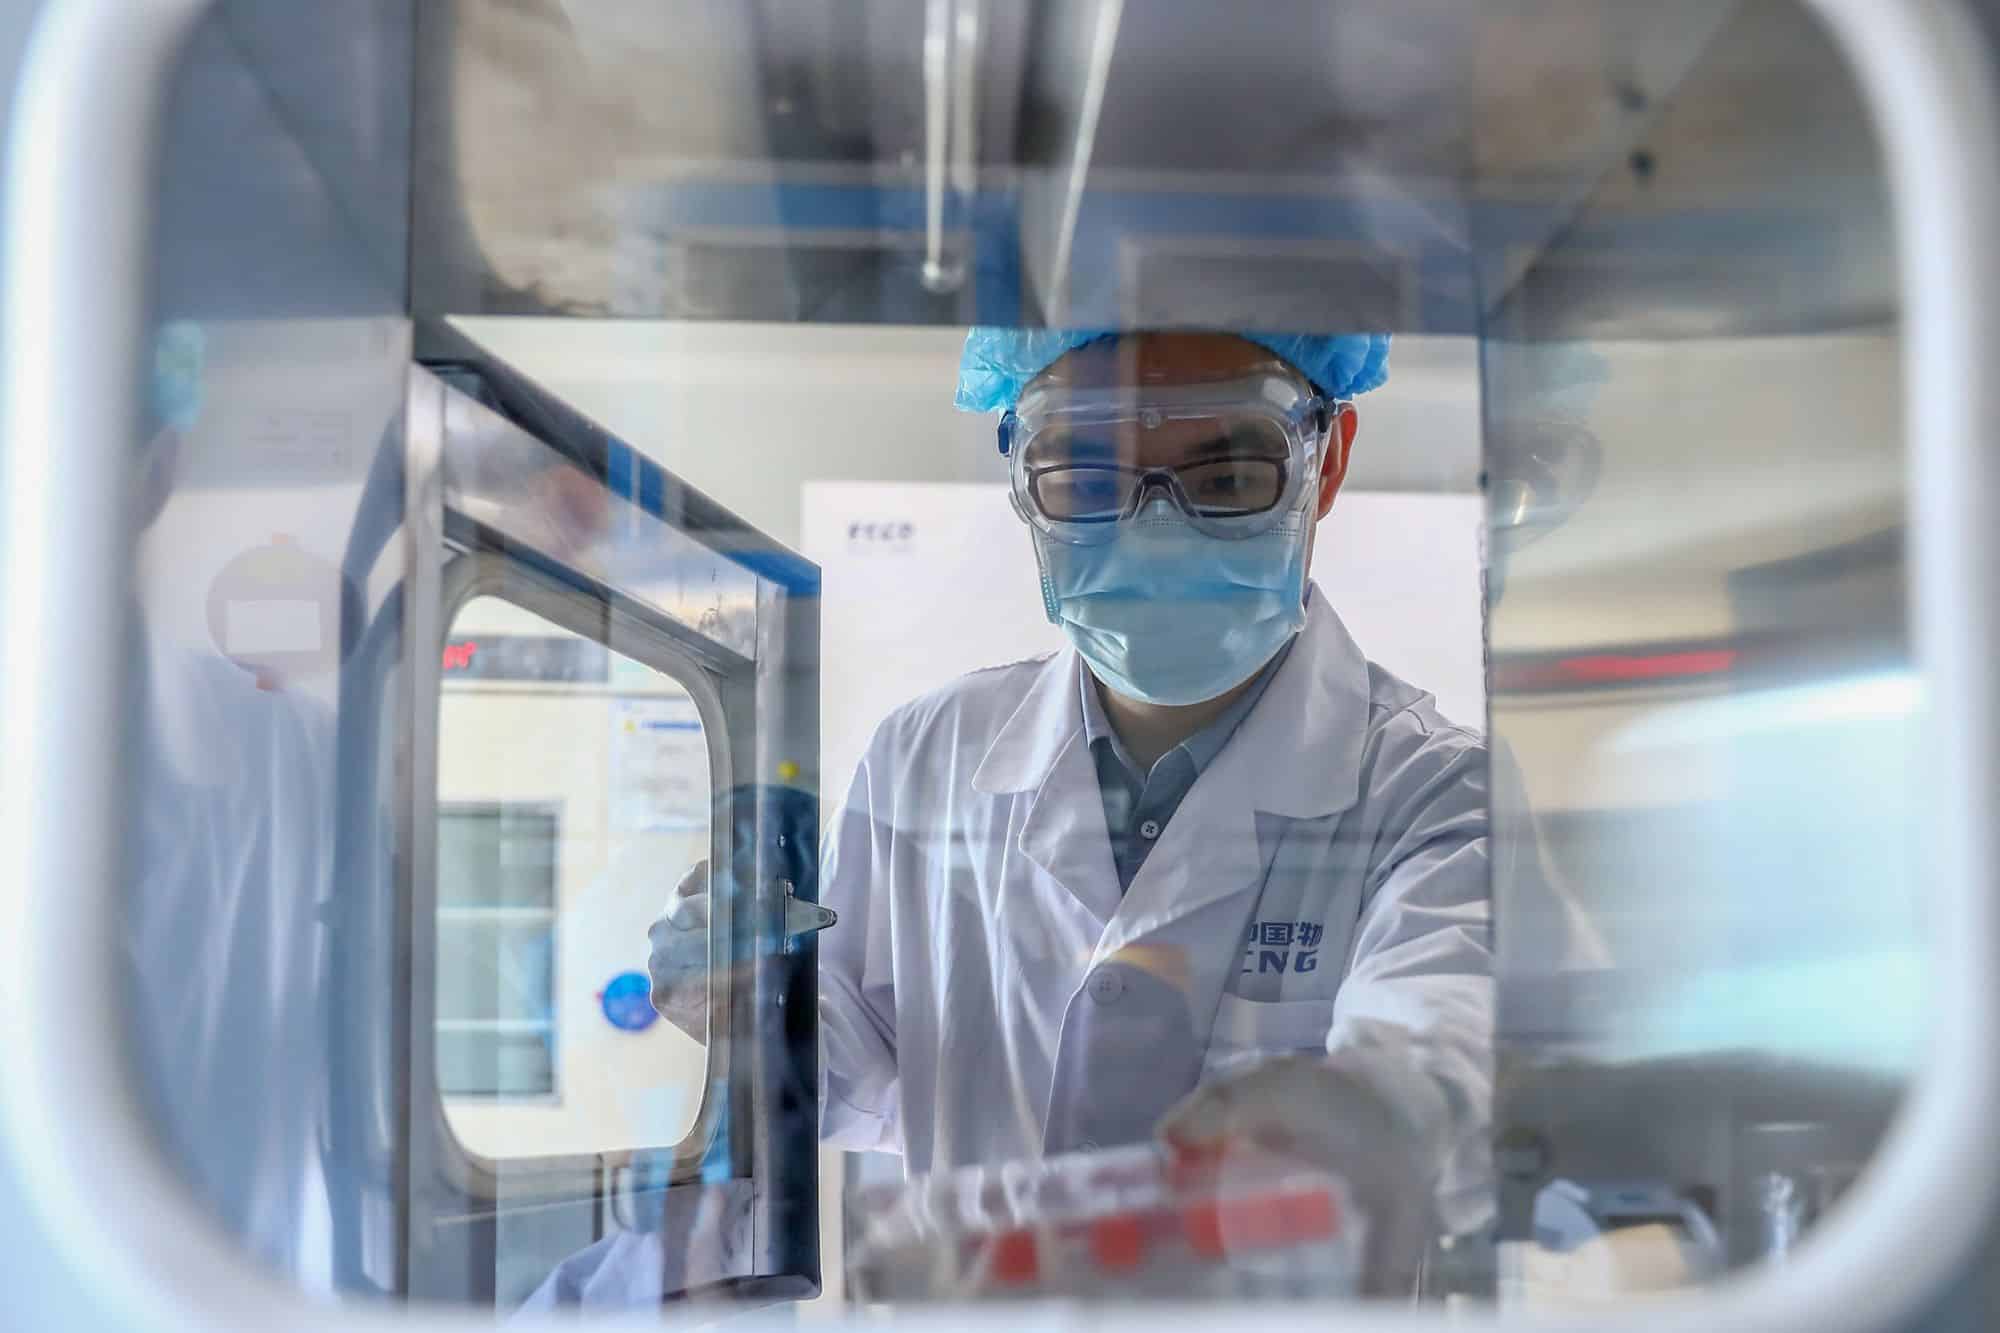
[1554,648,1738,683]
[1492,644,1744,693]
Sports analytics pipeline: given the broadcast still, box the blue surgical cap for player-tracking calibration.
[954,328,1391,413]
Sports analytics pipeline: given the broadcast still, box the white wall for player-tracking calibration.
[436,597,712,1161]
[447,320,1485,552]
[421,324,1913,921]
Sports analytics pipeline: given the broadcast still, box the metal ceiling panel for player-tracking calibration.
[411,0,1771,333]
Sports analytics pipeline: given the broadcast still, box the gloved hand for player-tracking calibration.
[647,860,709,1036]
[1158,1050,1451,1297]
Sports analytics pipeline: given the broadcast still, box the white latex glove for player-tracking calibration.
[647,860,709,1036]
[1158,1050,1451,1297]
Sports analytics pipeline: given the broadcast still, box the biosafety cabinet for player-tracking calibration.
[5,0,2000,1329]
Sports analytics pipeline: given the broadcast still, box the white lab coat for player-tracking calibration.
[817,584,1497,1230]
[125,626,339,1284]
[529,585,1509,1305]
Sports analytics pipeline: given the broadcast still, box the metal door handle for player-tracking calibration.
[780,880,836,941]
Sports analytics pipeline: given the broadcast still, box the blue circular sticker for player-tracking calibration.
[600,970,659,1032]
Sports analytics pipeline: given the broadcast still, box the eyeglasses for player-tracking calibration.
[999,371,1336,544]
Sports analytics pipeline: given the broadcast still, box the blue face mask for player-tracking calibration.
[1031,501,1310,706]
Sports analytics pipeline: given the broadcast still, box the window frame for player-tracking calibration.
[2,0,1997,1328]
[414,552,736,1207]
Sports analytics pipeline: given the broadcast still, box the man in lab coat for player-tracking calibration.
[648,328,1499,1293]
[123,321,344,1284]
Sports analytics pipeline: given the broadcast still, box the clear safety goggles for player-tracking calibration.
[997,370,1337,545]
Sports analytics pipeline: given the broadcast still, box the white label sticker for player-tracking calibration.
[224,599,321,654]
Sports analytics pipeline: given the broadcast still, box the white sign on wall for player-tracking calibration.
[802,484,1057,806]
[802,482,1485,806]
[608,696,710,833]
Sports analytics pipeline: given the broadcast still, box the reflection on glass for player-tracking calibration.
[1484,331,1918,1305]
[439,804,560,908]
[436,806,561,1093]
[436,595,711,1160]
[437,915,555,1023]
[438,1025,556,1100]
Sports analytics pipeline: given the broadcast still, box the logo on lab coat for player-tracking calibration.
[1243,920,1324,974]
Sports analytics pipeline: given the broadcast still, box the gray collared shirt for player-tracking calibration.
[1080,638,1295,892]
